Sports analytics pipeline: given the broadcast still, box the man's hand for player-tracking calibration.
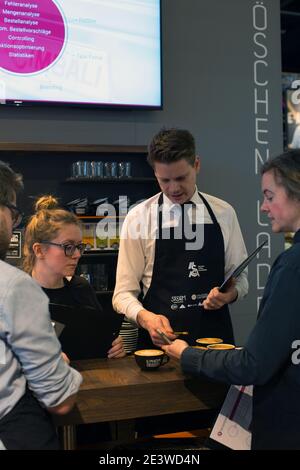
[202,280,238,310]
[162,339,189,360]
[107,335,126,359]
[137,309,177,346]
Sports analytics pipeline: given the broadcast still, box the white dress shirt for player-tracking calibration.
[113,188,248,323]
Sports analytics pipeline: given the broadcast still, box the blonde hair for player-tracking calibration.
[23,195,80,274]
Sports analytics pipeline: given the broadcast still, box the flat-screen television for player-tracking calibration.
[0,0,162,109]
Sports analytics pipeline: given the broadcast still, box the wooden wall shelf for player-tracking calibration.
[65,177,155,183]
[0,143,147,153]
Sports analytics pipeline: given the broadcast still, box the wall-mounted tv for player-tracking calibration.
[0,0,162,109]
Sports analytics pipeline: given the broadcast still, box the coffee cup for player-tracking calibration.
[134,349,169,371]
[207,343,235,350]
[195,337,223,347]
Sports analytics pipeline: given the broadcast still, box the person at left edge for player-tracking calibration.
[0,162,82,450]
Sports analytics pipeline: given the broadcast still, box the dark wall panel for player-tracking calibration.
[0,0,283,344]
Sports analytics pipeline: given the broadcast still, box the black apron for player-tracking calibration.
[138,192,234,349]
[0,388,59,450]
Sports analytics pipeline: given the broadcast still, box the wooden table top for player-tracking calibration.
[54,355,227,426]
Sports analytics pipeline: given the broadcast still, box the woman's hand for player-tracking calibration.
[61,351,70,364]
[107,335,126,359]
[162,339,189,360]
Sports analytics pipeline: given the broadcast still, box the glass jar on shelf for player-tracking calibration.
[96,234,109,250]
[108,220,120,250]
[82,223,95,250]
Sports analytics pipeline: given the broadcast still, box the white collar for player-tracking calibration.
[162,187,201,211]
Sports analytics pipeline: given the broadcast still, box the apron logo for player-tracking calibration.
[188,262,200,277]
[170,296,186,311]
[188,262,207,278]
[171,295,186,303]
[191,293,207,301]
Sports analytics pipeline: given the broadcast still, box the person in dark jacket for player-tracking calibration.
[163,150,300,450]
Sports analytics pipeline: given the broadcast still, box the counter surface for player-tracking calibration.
[54,355,227,426]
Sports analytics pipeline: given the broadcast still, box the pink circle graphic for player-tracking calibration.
[0,0,66,74]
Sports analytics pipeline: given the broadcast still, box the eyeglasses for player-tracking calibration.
[40,241,86,257]
[0,201,23,228]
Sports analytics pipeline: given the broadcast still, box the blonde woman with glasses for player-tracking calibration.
[23,195,125,360]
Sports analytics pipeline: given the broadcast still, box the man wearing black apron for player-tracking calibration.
[138,192,234,348]
[113,128,248,350]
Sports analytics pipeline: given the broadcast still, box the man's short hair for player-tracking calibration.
[147,128,196,168]
[0,160,23,203]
